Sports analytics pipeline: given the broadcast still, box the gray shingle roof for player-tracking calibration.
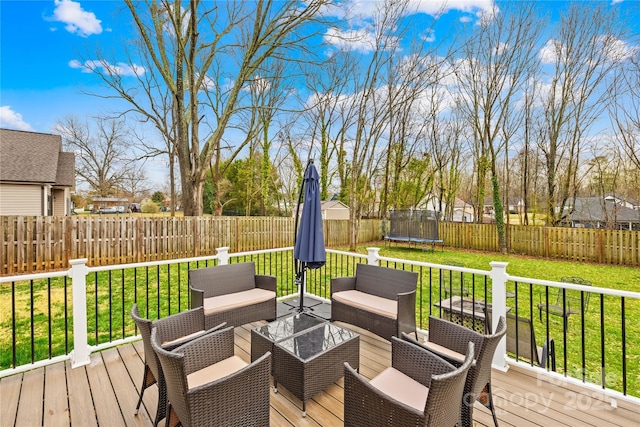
[0,128,74,186]
[570,197,639,222]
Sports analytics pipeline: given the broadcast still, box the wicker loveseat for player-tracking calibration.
[330,263,418,341]
[189,262,277,329]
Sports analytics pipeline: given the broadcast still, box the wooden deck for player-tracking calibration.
[2,321,638,427]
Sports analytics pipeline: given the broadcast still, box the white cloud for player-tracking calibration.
[69,59,146,77]
[321,1,497,53]
[322,0,497,20]
[599,35,637,62]
[421,29,436,43]
[324,27,379,53]
[540,36,636,65]
[0,106,33,131]
[539,39,562,64]
[52,0,102,37]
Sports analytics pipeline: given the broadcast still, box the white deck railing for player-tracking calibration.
[1,246,638,406]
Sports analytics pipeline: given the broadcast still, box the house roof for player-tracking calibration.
[569,197,639,223]
[0,128,74,187]
[321,200,349,210]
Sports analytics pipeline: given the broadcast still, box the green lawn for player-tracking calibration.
[2,244,638,398]
[354,243,640,293]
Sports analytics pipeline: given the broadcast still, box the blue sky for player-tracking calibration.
[1,1,637,135]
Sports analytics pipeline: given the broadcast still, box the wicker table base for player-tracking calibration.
[273,322,360,416]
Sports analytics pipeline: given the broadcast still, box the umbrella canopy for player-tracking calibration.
[293,161,326,311]
[294,161,326,268]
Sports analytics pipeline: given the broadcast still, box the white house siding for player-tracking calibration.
[0,184,42,215]
[53,188,67,216]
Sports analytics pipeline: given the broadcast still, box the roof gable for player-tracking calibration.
[321,200,349,210]
[0,128,73,186]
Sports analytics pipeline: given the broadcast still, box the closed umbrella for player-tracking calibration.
[293,160,326,312]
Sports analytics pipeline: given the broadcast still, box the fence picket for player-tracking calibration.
[1,216,639,274]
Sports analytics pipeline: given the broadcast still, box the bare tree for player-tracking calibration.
[453,2,543,252]
[55,115,135,197]
[87,0,327,216]
[610,40,640,172]
[536,4,629,225]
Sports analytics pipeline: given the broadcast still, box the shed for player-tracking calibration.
[321,200,350,220]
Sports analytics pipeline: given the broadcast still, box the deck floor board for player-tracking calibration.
[2,319,638,427]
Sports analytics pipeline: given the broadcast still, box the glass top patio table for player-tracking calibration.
[252,312,326,342]
[276,322,359,360]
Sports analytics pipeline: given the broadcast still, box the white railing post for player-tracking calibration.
[489,261,509,371]
[366,247,380,265]
[217,247,230,265]
[69,258,90,368]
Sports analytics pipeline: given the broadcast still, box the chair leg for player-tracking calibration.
[154,381,167,427]
[486,382,499,427]
[476,382,499,427]
[135,365,154,415]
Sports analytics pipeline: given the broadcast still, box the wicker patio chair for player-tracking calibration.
[188,262,277,329]
[150,325,271,427]
[344,338,474,427]
[331,263,418,340]
[408,315,506,427]
[130,304,216,426]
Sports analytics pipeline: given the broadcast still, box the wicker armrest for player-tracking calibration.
[190,287,205,308]
[175,326,236,375]
[391,337,456,388]
[161,321,227,351]
[331,276,356,295]
[255,274,277,292]
[396,290,417,330]
[428,316,483,357]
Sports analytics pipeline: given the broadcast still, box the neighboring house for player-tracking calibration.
[507,197,525,214]
[0,128,75,216]
[452,197,475,223]
[320,200,350,220]
[414,194,474,222]
[567,197,640,230]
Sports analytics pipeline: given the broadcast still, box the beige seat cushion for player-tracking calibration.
[332,290,396,319]
[203,288,275,315]
[369,367,429,412]
[187,355,248,389]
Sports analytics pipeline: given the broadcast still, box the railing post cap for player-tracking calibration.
[490,261,509,268]
[69,258,88,266]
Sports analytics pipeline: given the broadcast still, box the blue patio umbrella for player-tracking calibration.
[293,160,326,312]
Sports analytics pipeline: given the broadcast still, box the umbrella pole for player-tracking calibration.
[298,262,306,312]
[294,160,311,313]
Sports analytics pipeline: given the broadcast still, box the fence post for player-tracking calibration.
[489,261,509,371]
[69,258,90,368]
[366,247,380,265]
[217,247,230,265]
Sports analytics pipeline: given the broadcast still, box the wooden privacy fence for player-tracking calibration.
[2,216,639,274]
[0,216,383,275]
[440,223,640,266]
